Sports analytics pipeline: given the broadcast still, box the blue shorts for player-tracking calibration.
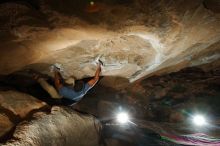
[59,83,92,102]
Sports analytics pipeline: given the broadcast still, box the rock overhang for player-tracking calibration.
[0,0,219,85]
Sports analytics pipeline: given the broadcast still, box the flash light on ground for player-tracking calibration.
[116,112,129,124]
[192,114,207,126]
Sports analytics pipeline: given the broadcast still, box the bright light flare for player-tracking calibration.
[90,1,95,6]
[192,114,207,126]
[116,112,129,124]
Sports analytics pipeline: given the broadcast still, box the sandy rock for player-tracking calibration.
[0,90,47,118]
[0,0,219,83]
[2,106,101,146]
[0,113,14,138]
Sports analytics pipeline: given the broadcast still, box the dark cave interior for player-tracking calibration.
[0,0,220,146]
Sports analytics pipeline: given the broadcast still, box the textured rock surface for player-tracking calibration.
[0,1,219,145]
[0,114,14,138]
[2,106,101,146]
[0,90,47,118]
[0,0,219,83]
[60,64,220,127]
[124,66,220,126]
[0,63,219,146]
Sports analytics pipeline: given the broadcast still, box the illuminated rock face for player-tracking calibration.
[0,90,101,145]
[0,90,47,141]
[0,90,47,118]
[2,106,101,146]
[0,0,219,83]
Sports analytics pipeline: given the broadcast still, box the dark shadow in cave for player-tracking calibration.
[138,66,220,123]
[0,71,61,106]
[0,70,166,146]
[0,69,127,109]
[0,0,41,10]
[0,0,135,26]
[1,66,220,145]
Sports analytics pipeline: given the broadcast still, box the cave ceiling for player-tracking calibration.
[0,0,219,83]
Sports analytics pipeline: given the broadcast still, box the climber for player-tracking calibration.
[33,61,102,103]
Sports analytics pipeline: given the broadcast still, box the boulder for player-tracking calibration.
[3,106,101,146]
[0,113,14,139]
[0,90,47,118]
